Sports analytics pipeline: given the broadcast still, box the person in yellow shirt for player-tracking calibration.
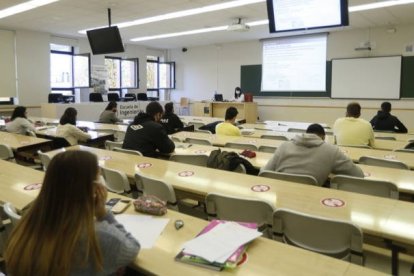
[333,102,375,147]
[215,106,241,136]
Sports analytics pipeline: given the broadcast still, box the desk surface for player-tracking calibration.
[31,117,127,133]
[45,146,414,248]
[0,131,51,152]
[172,131,410,152]
[174,143,414,195]
[35,127,112,141]
[0,159,383,276]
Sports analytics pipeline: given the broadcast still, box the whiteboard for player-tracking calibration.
[331,56,401,99]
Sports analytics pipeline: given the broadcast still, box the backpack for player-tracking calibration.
[207,148,259,175]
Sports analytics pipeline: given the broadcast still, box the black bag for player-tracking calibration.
[207,148,259,175]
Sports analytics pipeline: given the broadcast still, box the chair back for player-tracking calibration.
[259,170,318,186]
[358,156,409,170]
[330,175,399,199]
[260,135,288,141]
[89,93,104,102]
[105,140,123,150]
[124,93,137,101]
[0,144,14,161]
[37,150,52,171]
[113,147,143,156]
[101,167,131,193]
[114,130,125,142]
[206,193,274,234]
[258,145,277,153]
[273,209,363,264]
[287,128,306,133]
[233,163,246,174]
[224,142,258,151]
[187,122,205,130]
[137,93,148,101]
[3,202,21,228]
[170,154,208,167]
[107,93,120,102]
[137,174,177,210]
[184,138,212,146]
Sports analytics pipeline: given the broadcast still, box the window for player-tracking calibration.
[105,57,138,95]
[146,56,175,98]
[50,44,90,96]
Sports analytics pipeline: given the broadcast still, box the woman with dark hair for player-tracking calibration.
[99,101,121,124]
[160,102,184,134]
[5,106,36,135]
[56,107,91,145]
[233,87,244,102]
[4,150,140,275]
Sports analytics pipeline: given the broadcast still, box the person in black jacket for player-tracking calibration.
[122,101,175,157]
[370,102,408,133]
[160,102,184,134]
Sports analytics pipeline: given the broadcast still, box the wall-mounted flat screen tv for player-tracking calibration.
[87,26,125,55]
[266,0,349,33]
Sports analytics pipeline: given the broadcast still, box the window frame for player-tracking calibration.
[105,56,139,96]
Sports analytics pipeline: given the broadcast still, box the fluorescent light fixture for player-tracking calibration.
[131,20,269,42]
[79,0,265,34]
[349,0,414,12]
[0,0,59,20]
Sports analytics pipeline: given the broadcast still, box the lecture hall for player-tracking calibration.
[1,0,414,275]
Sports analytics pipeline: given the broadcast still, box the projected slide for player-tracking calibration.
[261,34,327,92]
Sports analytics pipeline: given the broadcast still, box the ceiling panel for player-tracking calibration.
[0,0,413,49]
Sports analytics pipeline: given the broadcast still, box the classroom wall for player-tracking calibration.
[169,23,414,128]
[0,28,165,116]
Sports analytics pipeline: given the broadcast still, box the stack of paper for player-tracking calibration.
[179,221,261,267]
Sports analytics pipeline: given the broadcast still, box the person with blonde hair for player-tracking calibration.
[4,150,140,275]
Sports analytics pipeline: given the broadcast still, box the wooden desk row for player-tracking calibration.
[0,159,383,275]
[243,123,414,143]
[172,131,412,155]
[0,131,52,153]
[174,143,414,196]
[43,146,414,253]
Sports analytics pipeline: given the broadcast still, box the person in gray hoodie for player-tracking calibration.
[262,123,364,186]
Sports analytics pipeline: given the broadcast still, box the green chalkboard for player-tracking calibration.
[242,57,414,98]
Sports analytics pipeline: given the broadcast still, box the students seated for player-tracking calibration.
[333,102,375,147]
[370,102,408,133]
[262,124,363,186]
[99,101,121,124]
[232,87,245,102]
[160,102,184,134]
[56,107,91,145]
[5,106,36,135]
[4,150,140,275]
[122,101,175,157]
[215,106,241,136]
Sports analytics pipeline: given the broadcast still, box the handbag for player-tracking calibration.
[133,195,167,216]
[240,149,256,158]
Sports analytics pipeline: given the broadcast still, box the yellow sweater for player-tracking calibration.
[215,122,241,136]
[333,117,375,147]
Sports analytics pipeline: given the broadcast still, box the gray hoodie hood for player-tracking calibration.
[292,133,324,148]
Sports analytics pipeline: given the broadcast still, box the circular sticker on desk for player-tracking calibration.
[321,198,345,208]
[384,154,396,160]
[100,156,112,161]
[137,163,152,169]
[178,171,194,177]
[364,171,371,177]
[24,183,42,190]
[194,150,207,154]
[251,185,270,192]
